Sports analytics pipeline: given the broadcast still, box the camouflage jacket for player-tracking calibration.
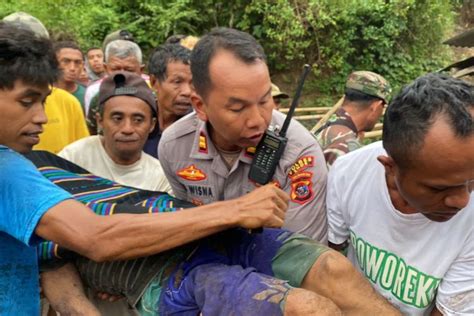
[86,93,100,135]
[314,108,361,167]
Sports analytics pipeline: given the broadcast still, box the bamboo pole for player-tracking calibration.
[279,106,332,114]
[364,130,383,139]
[310,96,345,134]
[293,114,325,121]
[280,102,384,134]
[373,123,383,130]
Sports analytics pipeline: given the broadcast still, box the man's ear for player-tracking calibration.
[149,117,157,134]
[150,75,157,89]
[139,64,145,74]
[377,155,396,176]
[150,75,162,95]
[96,111,104,130]
[192,93,208,122]
[371,100,384,113]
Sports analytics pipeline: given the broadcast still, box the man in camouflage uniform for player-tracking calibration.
[315,71,391,167]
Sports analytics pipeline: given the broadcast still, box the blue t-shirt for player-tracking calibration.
[0,146,71,315]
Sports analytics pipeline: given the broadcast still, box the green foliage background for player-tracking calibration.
[1,0,460,105]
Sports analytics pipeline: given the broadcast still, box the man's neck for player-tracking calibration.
[109,154,141,166]
[207,123,241,152]
[384,173,417,214]
[158,109,180,131]
[100,137,141,166]
[342,106,366,133]
[55,80,77,94]
[94,71,106,79]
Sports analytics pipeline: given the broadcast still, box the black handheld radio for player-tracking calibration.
[247,64,311,233]
[249,64,311,185]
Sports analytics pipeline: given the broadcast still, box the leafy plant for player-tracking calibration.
[0,0,458,102]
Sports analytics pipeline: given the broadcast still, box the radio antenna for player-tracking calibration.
[279,64,311,137]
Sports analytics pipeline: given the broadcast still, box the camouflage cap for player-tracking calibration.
[345,71,391,103]
[271,83,289,99]
[3,12,49,39]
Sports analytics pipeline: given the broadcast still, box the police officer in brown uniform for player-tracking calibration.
[159,28,328,242]
[315,71,391,167]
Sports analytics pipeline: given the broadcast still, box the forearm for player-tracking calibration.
[41,263,100,316]
[89,202,239,260]
[37,199,239,262]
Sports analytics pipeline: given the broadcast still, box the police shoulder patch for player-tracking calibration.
[177,165,207,181]
[290,171,314,205]
[288,156,314,177]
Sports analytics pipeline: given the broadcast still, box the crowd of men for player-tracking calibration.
[0,11,473,316]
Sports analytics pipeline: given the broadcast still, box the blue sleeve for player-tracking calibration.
[0,147,72,246]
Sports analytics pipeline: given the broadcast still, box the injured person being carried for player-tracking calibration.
[30,150,399,316]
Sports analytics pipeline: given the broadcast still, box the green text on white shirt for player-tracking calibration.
[350,231,441,309]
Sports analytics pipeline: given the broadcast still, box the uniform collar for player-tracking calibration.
[190,117,257,165]
[190,118,217,160]
[334,108,358,134]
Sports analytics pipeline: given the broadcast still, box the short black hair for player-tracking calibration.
[0,22,58,90]
[191,27,266,99]
[165,34,186,45]
[86,47,102,55]
[148,43,191,82]
[344,88,384,109]
[383,73,474,168]
[53,41,83,58]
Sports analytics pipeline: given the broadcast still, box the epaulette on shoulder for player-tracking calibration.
[164,113,199,141]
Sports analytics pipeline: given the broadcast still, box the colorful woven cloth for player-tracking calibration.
[24,150,193,263]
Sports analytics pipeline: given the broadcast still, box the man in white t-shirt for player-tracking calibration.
[327,73,474,315]
[60,71,171,194]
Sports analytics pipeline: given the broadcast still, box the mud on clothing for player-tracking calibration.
[142,229,328,315]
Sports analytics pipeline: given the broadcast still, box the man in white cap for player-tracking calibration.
[271,83,289,109]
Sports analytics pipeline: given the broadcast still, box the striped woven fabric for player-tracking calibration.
[24,150,194,264]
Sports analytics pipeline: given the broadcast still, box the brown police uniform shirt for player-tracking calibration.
[158,111,328,243]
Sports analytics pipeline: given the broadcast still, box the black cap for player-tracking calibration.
[99,72,156,115]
